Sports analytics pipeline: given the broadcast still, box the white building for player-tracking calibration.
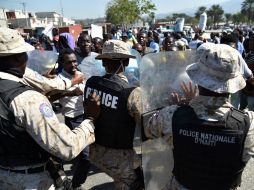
[5,9,38,28]
[35,12,75,27]
[2,9,75,29]
[0,8,8,27]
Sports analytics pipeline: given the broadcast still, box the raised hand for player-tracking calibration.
[171,81,197,105]
[84,91,100,121]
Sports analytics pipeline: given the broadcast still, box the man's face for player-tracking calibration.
[63,53,77,75]
[137,33,147,47]
[122,36,128,42]
[93,39,103,53]
[163,37,174,51]
[134,44,143,55]
[78,35,92,54]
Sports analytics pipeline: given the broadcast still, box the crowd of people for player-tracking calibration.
[0,24,254,190]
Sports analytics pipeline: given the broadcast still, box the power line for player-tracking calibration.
[59,0,64,16]
[20,2,26,13]
[20,2,28,27]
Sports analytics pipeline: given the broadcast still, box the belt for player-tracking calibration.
[0,165,45,174]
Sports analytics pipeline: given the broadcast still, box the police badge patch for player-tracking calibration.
[39,103,53,117]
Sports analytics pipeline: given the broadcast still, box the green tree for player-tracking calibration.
[149,11,155,25]
[224,13,232,25]
[105,0,156,29]
[232,12,247,27]
[207,4,224,28]
[241,0,254,24]
[195,6,207,19]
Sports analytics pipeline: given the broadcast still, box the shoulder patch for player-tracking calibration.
[39,103,53,117]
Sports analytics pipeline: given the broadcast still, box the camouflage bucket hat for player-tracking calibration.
[0,28,34,56]
[186,43,246,93]
[96,40,136,59]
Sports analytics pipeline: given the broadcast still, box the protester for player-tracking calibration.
[0,27,99,190]
[58,49,91,189]
[75,33,93,65]
[220,35,254,109]
[241,35,254,111]
[144,43,254,190]
[210,32,220,44]
[174,33,186,51]
[137,32,156,55]
[147,31,160,52]
[92,37,103,54]
[188,33,202,49]
[233,29,245,56]
[84,40,144,190]
[163,36,178,51]
[103,33,113,43]
[52,28,60,52]
[77,34,104,79]
[133,43,144,56]
[58,32,76,51]
[121,32,129,43]
[127,30,138,47]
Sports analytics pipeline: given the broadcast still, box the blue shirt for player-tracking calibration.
[149,41,160,53]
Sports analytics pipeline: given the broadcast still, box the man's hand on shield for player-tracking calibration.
[171,81,197,105]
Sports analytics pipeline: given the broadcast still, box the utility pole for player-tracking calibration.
[21,2,29,28]
[59,0,64,26]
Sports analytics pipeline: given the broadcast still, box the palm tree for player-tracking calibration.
[207,4,224,29]
[232,12,246,27]
[195,6,207,19]
[224,13,232,25]
[241,0,254,24]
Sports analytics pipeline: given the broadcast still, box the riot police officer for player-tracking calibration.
[0,27,99,189]
[144,43,254,190]
[84,40,143,190]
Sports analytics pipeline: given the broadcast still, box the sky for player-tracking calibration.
[0,0,230,19]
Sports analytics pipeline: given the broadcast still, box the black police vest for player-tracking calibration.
[84,74,136,149]
[0,79,50,167]
[172,106,250,190]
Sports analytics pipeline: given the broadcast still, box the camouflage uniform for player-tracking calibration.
[145,96,254,190]
[0,72,95,189]
[90,74,142,190]
[144,44,254,190]
[23,67,72,93]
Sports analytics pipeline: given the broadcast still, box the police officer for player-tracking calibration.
[0,28,99,189]
[84,40,143,190]
[144,43,254,190]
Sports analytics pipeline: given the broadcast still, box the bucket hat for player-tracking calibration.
[96,40,135,60]
[0,28,34,56]
[186,43,246,93]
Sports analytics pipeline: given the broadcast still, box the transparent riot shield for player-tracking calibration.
[140,50,254,190]
[27,50,58,75]
[140,50,195,190]
[125,49,141,86]
[77,52,105,79]
[77,49,141,85]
